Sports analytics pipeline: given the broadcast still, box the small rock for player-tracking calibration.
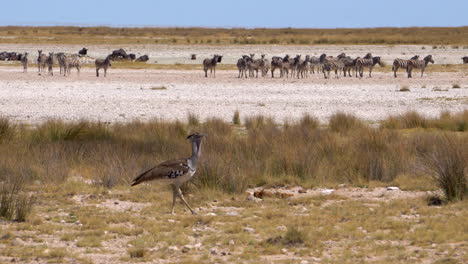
[276,225,287,231]
[386,186,400,191]
[228,240,235,245]
[74,220,81,225]
[168,219,176,223]
[11,238,23,246]
[114,201,119,205]
[226,211,238,216]
[338,184,346,188]
[213,199,218,203]
[298,188,307,194]
[243,227,255,233]
[281,248,288,254]
[210,247,218,255]
[168,246,179,251]
[321,189,335,195]
[60,220,66,224]
[206,213,217,216]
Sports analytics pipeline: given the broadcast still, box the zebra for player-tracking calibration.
[320,54,344,79]
[270,56,283,78]
[290,55,301,78]
[46,52,54,76]
[21,52,28,73]
[407,55,434,78]
[248,57,263,78]
[309,56,321,74]
[203,55,222,78]
[37,50,48,74]
[95,55,113,77]
[297,55,310,78]
[355,56,382,78]
[260,54,270,77]
[392,55,420,78]
[67,54,83,76]
[56,53,68,76]
[237,55,249,78]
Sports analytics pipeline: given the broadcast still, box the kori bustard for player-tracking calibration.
[131,133,207,215]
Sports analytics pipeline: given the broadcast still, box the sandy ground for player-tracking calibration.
[1,43,467,64]
[0,66,467,124]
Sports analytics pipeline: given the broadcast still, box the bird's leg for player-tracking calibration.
[170,185,177,215]
[177,188,196,215]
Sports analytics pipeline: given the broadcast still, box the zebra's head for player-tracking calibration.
[363,53,372,59]
[373,56,382,66]
[337,53,346,59]
[424,55,434,64]
[250,54,255,59]
[217,55,223,63]
[319,54,327,63]
[261,54,265,59]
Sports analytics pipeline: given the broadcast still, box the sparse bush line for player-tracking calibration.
[0,111,466,204]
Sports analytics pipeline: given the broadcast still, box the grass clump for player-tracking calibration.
[0,177,34,222]
[329,112,364,133]
[232,110,240,125]
[399,85,410,92]
[128,248,147,258]
[283,226,307,245]
[31,120,111,142]
[452,83,461,88]
[416,134,467,202]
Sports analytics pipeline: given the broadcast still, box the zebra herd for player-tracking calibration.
[204,53,437,79]
[21,50,112,77]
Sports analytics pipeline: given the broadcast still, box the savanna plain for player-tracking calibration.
[0,27,467,264]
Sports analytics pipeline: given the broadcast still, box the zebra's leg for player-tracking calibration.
[77,66,80,76]
[204,68,208,78]
[104,68,107,77]
[369,67,372,78]
[96,68,99,77]
[421,68,424,77]
[394,66,398,78]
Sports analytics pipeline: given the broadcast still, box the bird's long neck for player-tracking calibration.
[189,140,202,169]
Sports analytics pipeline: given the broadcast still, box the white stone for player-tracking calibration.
[206,213,217,216]
[321,189,335,195]
[226,211,239,216]
[387,186,400,191]
[243,227,255,233]
[276,225,287,231]
[168,246,179,251]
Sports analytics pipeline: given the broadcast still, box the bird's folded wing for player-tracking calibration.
[131,159,189,186]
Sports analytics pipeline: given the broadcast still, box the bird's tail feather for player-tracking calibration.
[130,167,153,186]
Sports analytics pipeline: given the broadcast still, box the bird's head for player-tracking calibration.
[187,133,207,141]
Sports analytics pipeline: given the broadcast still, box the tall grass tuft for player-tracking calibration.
[416,134,467,202]
[232,110,241,125]
[329,112,364,133]
[0,117,14,143]
[31,120,111,142]
[0,176,34,222]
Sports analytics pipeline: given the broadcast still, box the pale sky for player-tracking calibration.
[1,0,466,28]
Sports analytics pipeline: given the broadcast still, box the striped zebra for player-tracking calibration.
[95,55,113,77]
[309,56,321,74]
[407,55,434,78]
[290,55,301,78]
[260,54,270,77]
[21,52,28,73]
[320,54,344,79]
[281,55,292,78]
[203,55,222,78]
[270,56,283,78]
[46,52,54,76]
[355,56,382,78]
[37,50,48,74]
[248,58,263,78]
[237,55,249,78]
[297,55,310,78]
[392,55,420,78]
[67,54,83,76]
[56,53,68,76]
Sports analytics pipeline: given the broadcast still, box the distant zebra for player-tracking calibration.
[270,56,283,78]
[309,56,321,74]
[95,55,113,77]
[56,53,68,76]
[46,52,54,76]
[67,54,83,76]
[248,57,263,78]
[237,55,249,78]
[355,56,381,78]
[462,56,468,64]
[407,55,434,78]
[21,52,28,73]
[297,55,310,78]
[37,50,48,74]
[260,54,270,77]
[392,55,420,78]
[203,55,222,77]
[320,54,344,79]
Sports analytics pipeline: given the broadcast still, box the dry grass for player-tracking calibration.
[1,26,467,45]
[381,110,468,131]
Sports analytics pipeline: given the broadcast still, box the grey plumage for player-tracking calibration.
[131,133,207,215]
